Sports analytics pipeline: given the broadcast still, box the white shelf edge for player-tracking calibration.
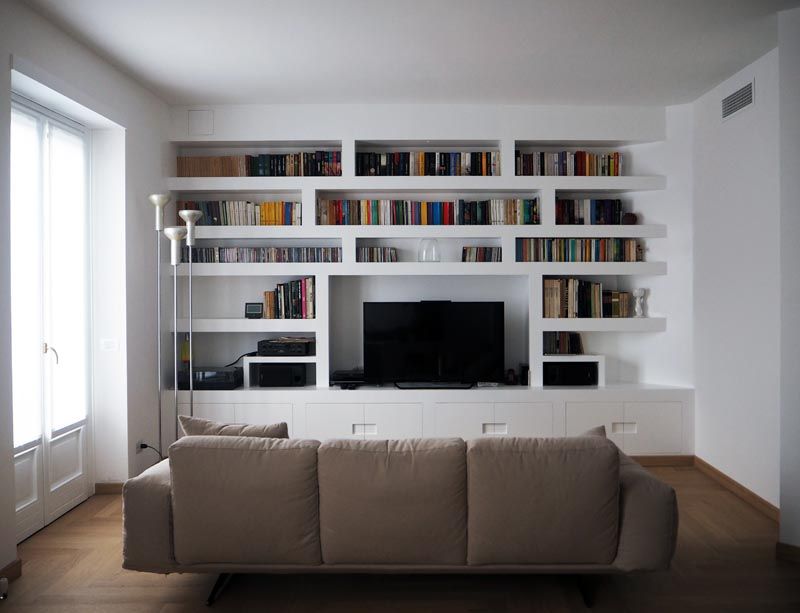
[540,317,666,332]
[175,318,318,332]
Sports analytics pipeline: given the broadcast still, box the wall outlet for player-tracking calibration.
[135,440,145,454]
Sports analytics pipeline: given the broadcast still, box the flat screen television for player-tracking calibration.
[363,301,504,388]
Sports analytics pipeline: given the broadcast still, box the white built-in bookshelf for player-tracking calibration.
[165,134,692,454]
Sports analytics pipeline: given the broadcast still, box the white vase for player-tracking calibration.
[418,238,441,262]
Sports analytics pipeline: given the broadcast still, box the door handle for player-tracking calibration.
[43,342,59,365]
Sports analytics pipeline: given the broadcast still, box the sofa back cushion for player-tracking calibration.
[317,438,467,565]
[467,437,620,565]
[169,435,321,565]
[178,414,288,439]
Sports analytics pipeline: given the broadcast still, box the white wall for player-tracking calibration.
[778,7,800,548]
[693,49,781,506]
[0,0,170,570]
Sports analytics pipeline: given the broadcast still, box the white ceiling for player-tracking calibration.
[22,0,800,106]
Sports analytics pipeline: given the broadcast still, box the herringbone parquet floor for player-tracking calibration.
[2,466,800,612]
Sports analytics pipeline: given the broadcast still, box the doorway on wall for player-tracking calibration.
[10,94,93,542]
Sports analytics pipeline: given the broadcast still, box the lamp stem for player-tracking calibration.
[173,268,179,443]
[188,249,194,416]
[156,233,163,456]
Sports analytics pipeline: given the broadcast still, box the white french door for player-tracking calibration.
[10,96,92,542]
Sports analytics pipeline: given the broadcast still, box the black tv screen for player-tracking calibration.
[363,301,504,385]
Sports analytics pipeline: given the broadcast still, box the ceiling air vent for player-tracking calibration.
[722,81,754,120]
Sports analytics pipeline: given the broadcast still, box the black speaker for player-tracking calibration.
[251,363,307,387]
[543,362,598,386]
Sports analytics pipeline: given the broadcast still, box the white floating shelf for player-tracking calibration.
[167,175,666,193]
[175,318,318,333]
[176,261,666,277]
[540,318,666,332]
[193,223,666,240]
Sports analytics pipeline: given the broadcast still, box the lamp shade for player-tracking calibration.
[163,226,187,266]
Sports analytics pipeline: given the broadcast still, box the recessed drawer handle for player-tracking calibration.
[352,423,377,436]
[611,422,638,434]
[482,422,508,435]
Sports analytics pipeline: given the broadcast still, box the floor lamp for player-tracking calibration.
[178,210,202,417]
[164,226,187,441]
[148,194,171,455]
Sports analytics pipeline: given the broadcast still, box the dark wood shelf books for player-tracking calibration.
[515,150,623,176]
[544,331,584,355]
[316,198,538,225]
[462,246,502,262]
[182,246,341,264]
[264,277,315,319]
[356,247,398,262]
[556,198,629,225]
[544,278,632,318]
[356,151,499,176]
[517,238,642,262]
[177,200,301,226]
[176,151,341,177]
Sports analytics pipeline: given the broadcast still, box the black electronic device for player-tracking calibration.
[543,362,598,386]
[363,301,504,388]
[258,337,314,357]
[178,366,243,390]
[245,302,264,319]
[330,369,365,390]
[250,363,307,387]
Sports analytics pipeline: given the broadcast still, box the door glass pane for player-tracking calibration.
[10,109,44,448]
[47,124,88,431]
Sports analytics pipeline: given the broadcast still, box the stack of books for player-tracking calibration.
[264,277,315,319]
[356,151,499,176]
[177,200,301,226]
[544,278,631,318]
[356,247,398,262]
[516,238,641,262]
[515,150,622,176]
[462,247,502,262]
[176,151,341,177]
[543,332,584,355]
[556,199,625,225]
[182,247,341,264]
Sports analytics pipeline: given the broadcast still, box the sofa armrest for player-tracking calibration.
[613,454,678,572]
[122,459,177,573]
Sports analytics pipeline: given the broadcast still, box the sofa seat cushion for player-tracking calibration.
[318,438,467,565]
[467,437,620,565]
[178,414,288,438]
[170,435,321,565]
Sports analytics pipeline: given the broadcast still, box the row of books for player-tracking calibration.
[543,331,584,355]
[176,151,341,177]
[543,278,632,318]
[356,151,499,176]
[555,199,627,225]
[263,277,315,319]
[316,198,539,226]
[177,200,301,226]
[515,150,623,176]
[516,238,642,263]
[182,246,341,264]
[462,247,501,262]
[356,247,398,262]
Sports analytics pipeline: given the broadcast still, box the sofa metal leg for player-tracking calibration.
[205,573,234,607]
[576,575,597,608]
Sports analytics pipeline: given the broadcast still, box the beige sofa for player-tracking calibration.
[122,435,677,578]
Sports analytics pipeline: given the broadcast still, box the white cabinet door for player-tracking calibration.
[623,402,683,455]
[494,402,555,437]
[565,402,624,449]
[364,403,423,439]
[178,403,235,423]
[305,403,364,440]
[431,403,494,439]
[235,403,294,435]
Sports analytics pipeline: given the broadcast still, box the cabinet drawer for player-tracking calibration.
[364,403,423,439]
[494,402,554,437]
[431,403,493,439]
[565,402,624,448]
[234,403,294,435]
[623,402,683,455]
[305,403,363,440]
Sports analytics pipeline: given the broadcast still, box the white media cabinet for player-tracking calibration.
[166,129,694,456]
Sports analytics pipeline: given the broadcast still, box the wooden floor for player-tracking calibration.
[3,466,800,612]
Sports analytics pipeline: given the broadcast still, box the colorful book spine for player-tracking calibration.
[516,238,641,263]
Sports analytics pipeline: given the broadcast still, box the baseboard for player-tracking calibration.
[631,455,694,467]
[94,482,123,495]
[1,558,22,582]
[776,542,800,564]
[694,456,779,522]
